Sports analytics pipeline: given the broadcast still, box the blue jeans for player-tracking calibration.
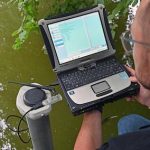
[118,114,150,135]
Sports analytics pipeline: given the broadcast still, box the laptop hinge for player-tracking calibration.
[78,62,96,71]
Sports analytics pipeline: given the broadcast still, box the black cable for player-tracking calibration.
[8,80,59,95]
[6,108,34,144]
[8,81,55,92]
[16,103,43,143]
[6,115,28,133]
[48,80,59,86]
[17,108,34,144]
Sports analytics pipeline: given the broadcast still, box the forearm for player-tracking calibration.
[74,110,102,150]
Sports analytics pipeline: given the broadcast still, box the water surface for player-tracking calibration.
[0,1,149,149]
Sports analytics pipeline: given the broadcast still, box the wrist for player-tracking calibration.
[82,111,102,128]
[84,110,101,121]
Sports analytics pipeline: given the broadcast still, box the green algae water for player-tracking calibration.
[0,1,149,149]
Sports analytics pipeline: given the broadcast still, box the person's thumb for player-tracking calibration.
[129,76,138,82]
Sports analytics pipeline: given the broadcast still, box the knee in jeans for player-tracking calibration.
[118,114,140,129]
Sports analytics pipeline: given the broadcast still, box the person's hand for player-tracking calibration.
[126,66,150,107]
[83,107,102,119]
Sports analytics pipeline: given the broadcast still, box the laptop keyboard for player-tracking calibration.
[60,58,124,91]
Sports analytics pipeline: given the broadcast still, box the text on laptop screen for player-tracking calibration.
[48,12,108,64]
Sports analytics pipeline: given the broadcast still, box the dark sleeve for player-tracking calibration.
[98,130,150,150]
[98,143,109,150]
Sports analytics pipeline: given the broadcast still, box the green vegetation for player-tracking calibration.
[8,0,138,50]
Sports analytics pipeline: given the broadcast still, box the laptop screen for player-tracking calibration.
[48,12,108,64]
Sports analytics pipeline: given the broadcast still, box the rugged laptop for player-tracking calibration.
[38,4,139,115]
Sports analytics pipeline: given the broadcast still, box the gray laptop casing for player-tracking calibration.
[39,4,139,115]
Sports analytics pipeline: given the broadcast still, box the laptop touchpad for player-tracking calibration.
[91,81,112,97]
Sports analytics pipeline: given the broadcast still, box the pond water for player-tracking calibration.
[0,1,150,150]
